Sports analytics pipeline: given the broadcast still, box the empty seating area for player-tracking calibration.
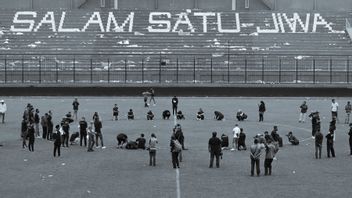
[0,9,352,84]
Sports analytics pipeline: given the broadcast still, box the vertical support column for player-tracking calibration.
[159,53,162,83]
[193,57,196,84]
[90,58,93,83]
[73,56,76,83]
[22,56,24,83]
[244,57,247,83]
[114,0,118,9]
[329,57,332,83]
[176,58,179,83]
[124,58,127,83]
[261,56,264,83]
[155,0,158,9]
[210,58,213,83]
[227,41,230,83]
[39,57,42,84]
[278,57,281,83]
[107,58,110,83]
[347,57,350,84]
[56,59,59,83]
[142,58,144,83]
[4,57,7,83]
[313,59,316,84]
[295,58,298,83]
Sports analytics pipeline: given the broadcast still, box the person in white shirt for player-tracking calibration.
[232,124,241,151]
[0,100,7,123]
[331,99,339,122]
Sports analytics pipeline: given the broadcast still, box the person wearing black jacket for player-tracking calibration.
[61,121,70,147]
[315,130,323,159]
[34,109,40,137]
[172,96,178,115]
[53,125,61,157]
[46,112,53,140]
[27,124,35,152]
[79,117,88,147]
[348,124,352,155]
[258,101,266,122]
[208,132,222,168]
[309,111,321,137]
[326,129,335,158]
[94,118,104,148]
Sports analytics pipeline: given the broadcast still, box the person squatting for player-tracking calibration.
[15,98,350,175]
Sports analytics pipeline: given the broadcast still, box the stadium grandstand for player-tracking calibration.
[0,0,352,87]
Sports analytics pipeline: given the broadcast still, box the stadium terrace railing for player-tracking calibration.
[0,53,351,84]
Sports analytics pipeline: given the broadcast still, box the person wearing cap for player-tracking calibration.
[208,132,222,168]
[0,100,7,123]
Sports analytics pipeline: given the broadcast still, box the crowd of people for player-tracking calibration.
[2,92,352,176]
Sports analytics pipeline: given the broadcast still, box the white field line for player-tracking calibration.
[174,114,181,198]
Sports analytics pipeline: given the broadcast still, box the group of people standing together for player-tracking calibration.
[9,94,352,176]
[20,98,105,156]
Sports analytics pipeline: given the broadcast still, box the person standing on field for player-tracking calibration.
[250,138,265,176]
[208,132,222,168]
[299,101,308,123]
[72,98,79,121]
[112,104,119,121]
[348,124,352,155]
[315,130,323,159]
[331,99,339,123]
[0,100,7,123]
[149,88,156,106]
[172,96,179,115]
[148,133,158,166]
[345,101,351,124]
[258,101,266,122]
[34,109,40,137]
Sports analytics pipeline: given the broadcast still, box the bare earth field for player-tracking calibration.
[0,96,351,198]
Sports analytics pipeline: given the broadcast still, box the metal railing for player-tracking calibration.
[0,53,351,84]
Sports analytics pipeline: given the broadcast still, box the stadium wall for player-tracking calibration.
[1,85,352,97]
[0,0,351,11]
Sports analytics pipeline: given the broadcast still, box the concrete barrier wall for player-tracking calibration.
[1,85,352,97]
